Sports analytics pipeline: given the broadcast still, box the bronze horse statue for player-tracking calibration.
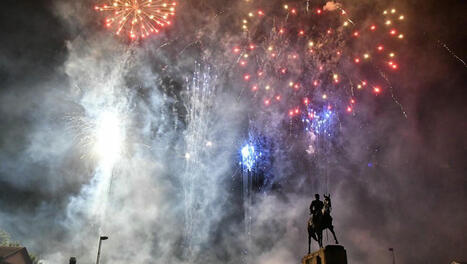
[307,194,339,253]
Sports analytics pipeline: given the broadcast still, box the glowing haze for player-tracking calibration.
[93,110,125,166]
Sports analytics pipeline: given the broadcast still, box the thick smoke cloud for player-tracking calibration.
[0,0,466,263]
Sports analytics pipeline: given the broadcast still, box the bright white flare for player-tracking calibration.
[93,111,124,166]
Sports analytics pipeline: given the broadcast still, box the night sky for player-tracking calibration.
[0,0,466,263]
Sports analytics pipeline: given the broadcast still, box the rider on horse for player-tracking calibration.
[309,194,324,227]
[307,193,339,253]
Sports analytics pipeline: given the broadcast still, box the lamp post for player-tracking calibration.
[96,236,109,264]
[389,248,395,264]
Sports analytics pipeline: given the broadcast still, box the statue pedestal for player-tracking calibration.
[302,245,347,264]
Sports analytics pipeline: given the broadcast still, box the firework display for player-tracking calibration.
[231,2,409,220]
[2,0,466,263]
[89,1,414,261]
[233,1,406,124]
[95,0,177,39]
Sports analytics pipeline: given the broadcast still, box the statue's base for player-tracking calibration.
[302,245,347,264]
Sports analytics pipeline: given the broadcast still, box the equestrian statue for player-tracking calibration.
[307,193,339,254]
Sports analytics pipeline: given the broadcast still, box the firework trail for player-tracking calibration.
[378,69,408,118]
[182,63,218,260]
[239,135,258,262]
[302,106,340,193]
[238,126,275,263]
[65,46,133,236]
[437,39,467,68]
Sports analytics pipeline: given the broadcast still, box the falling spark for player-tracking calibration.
[438,40,467,68]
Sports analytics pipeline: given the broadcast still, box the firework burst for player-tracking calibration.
[233,1,407,121]
[95,0,177,39]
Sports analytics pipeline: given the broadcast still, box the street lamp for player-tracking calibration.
[388,248,395,264]
[96,236,109,264]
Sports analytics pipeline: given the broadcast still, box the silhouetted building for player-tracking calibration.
[302,245,347,264]
[0,247,32,264]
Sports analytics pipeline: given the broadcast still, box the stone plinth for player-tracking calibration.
[302,245,347,264]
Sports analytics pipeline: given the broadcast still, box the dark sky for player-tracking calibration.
[0,0,466,263]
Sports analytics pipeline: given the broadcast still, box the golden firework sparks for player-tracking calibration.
[95,0,177,39]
